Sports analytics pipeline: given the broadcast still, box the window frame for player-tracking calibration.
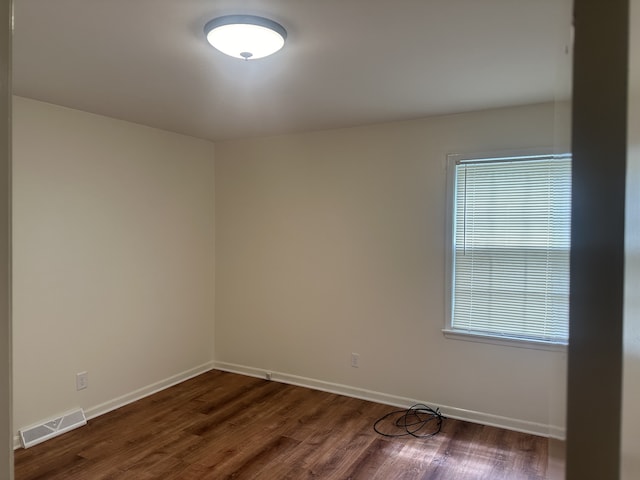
[443,149,569,351]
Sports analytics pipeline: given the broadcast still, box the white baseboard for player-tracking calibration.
[13,361,215,450]
[12,359,564,452]
[214,361,565,440]
[84,361,215,421]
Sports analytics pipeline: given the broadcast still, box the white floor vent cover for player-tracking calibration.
[19,408,87,448]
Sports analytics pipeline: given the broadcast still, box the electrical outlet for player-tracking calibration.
[351,352,360,368]
[76,371,88,391]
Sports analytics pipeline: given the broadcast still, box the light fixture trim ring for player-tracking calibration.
[204,14,288,42]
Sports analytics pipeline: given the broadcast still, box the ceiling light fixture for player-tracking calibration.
[204,15,287,60]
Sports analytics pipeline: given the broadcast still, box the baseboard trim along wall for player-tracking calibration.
[214,361,566,440]
[13,359,564,450]
[13,361,215,450]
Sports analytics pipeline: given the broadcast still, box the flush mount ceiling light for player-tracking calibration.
[204,15,287,60]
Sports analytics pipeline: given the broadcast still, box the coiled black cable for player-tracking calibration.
[373,403,445,439]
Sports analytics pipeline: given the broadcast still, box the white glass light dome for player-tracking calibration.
[204,15,287,60]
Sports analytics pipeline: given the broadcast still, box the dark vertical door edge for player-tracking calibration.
[567,0,628,479]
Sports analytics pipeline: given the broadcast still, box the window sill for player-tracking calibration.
[442,329,568,352]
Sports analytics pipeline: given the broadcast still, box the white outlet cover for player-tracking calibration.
[351,353,360,368]
[76,372,88,390]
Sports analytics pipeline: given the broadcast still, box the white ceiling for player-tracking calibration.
[13,0,572,141]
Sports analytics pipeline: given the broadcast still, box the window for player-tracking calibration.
[445,152,571,347]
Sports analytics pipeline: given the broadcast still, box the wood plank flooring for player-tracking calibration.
[14,370,549,479]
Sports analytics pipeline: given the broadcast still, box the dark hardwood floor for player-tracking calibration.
[14,370,549,479]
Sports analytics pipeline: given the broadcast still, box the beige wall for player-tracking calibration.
[12,97,215,435]
[10,97,569,444]
[215,102,568,436]
[1,0,11,476]
[622,0,640,476]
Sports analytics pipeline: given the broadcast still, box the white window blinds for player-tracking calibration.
[451,154,571,344]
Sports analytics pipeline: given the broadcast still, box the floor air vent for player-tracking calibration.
[19,408,87,448]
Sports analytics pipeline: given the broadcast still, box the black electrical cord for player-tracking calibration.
[373,403,445,439]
